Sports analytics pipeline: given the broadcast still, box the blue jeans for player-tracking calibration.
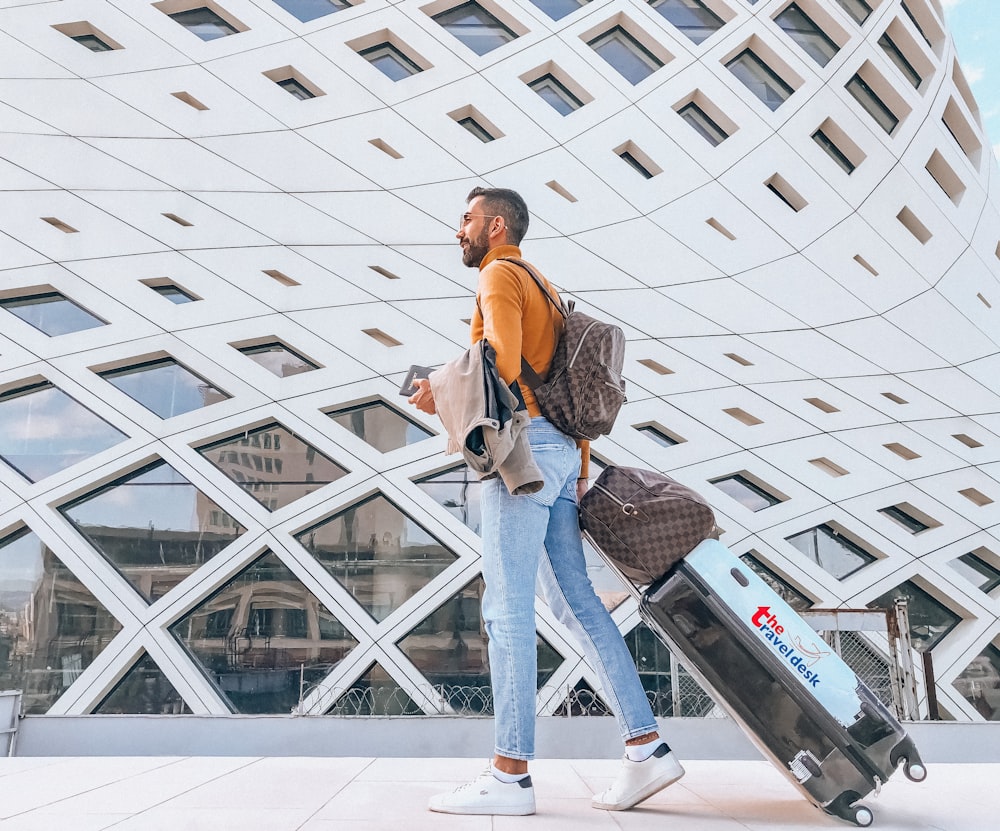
[480,417,659,760]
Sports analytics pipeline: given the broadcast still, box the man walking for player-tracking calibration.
[409,187,684,816]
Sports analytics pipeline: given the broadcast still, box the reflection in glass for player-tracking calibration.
[149,284,198,304]
[740,552,813,612]
[61,459,245,603]
[432,2,517,56]
[295,494,457,622]
[786,523,876,580]
[168,8,239,40]
[197,422,348,511]
[273,0,352,23]
[327,400,433,452]
[727,49,795,111]
[712,474,781,511]
[0,528,123,714]
[169,550,358,714]
[0,291,105,336]
[0,382,127,482]
[950,552,1000,594]
[636,424,680,447]
[649,0,725,45]
[397,578,562,714]
[527,0,589,20]
[239,342,319,377]
[867,580,961,652]
[624,622,714,717]
[94,651,192,714]
[774,4,839,66]
[327,662,423,715]
[359,43,422,81]
[528,74,584,116]
[553,679,611,716]
[678,102,729,146]
[953,643,1000,720]
[845,73,898,134]
[100,357,230,419]
[588,26,663,85]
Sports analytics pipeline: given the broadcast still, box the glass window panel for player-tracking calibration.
[272,0,351,23]
[432,2,517,56]
[677,102,729,145]
[774,4,839,66]
[867,580,961,652]
[0,291,105,336]
[60,459,245,604]
[835,0,872,26]
[359,43,422,81]
[878,504,930,534]
[0,528,124,713]
[276,78,315,100]
[528,74,584,115]
[552,679,611,716]
[879,32,922,88]
[739,553,813,611]
[619,151,655,178]
[396,577,562,713]
[239,342,318,378]
[726,49,795,110]
[295,494,457,622]
[168,8,239,40]
[197,422,347,511]
[649,0,726,45]
[100,357,230,419]
[94,651,192,714]
[527,0,589,20]
[950,553,1000,594]
[711,474,781,511]
[785,523,876,580]
[953,643,1000,720]
[845,73,899,134]
[71,34,113,52]
[637,424,678,447]
[457,116,495,142]
[416,464,483,534]
[0,382,127,482]
[813,128,856,173]
[326,661,423,715]
[149,284,197,304]
[588,26,663,84]
[169,550,358,713]
[901,1,931,49]
[624,622,715,717]
[327,401,433,452]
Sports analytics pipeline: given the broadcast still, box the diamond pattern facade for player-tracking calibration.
[1,0,999,726]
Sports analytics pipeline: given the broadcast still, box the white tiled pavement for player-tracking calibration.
[0,756,994,831]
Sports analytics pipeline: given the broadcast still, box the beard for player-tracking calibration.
[461,225,491,268]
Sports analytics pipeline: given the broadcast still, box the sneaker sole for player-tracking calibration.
[591,766,685,811]
[429,803,535,816]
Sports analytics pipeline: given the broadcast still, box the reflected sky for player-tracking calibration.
[101,359,229,419]
[0,292,105,336]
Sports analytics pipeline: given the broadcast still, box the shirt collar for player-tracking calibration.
[479,244,522,270]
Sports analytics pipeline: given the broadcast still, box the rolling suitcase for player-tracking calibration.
[635,538,927,827]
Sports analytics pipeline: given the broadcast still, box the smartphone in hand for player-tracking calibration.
[399,365,433,397]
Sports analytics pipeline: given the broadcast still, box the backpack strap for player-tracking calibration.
[499,257,567,391]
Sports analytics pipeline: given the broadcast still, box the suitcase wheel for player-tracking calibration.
[827,793,873,827]
[852,805,874,827]
[903,761,927,782]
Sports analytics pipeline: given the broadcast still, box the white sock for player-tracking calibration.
[625,740,665,763]
[491,762,529,783]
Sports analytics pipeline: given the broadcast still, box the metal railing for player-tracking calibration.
[1,689,22,756]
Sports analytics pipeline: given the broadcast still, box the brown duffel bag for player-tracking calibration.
[580,465,717,585]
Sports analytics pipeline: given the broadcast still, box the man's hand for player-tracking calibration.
[408,377,436,415]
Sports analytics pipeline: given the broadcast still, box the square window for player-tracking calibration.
[146,282,198,304]
[588,26,663,84]
[879,32,922,88]
[727,49,795,110]
[359,42,423,81]
[99,357,230,418]
[878,504,931,534]
[528,73,584,115]
[272,0,351,23]
[835,0,873,26]
[636,424,682,447]
[711,474,782,511]
[527,0,590,20]
[619,150,655,178]
[845,73,899,133]
[950,552,1000,595]
[0,291,106,336]
[52,21,123,51]
[457,116,496,142]
[327,400,434,452]
[953,643,1000,717]
[0,382,127,482]
[740,552,813,611]
[276,77,316,100]
[867,580,961,652]
[432,2,517,56]
[786,523,876,580]
[649,0,726,45]
[167,8,240,40]
[238,341,319,377]
[677,101,729,145]
[774,4,839,66]
[71,34,114,52]
[813,128,856,173]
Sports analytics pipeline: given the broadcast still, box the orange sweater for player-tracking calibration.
[471,245,590,478]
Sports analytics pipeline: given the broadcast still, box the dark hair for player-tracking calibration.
[466,186,529,245]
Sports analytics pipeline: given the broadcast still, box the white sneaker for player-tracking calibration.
[591,743,685,811]
[429,767,536,816]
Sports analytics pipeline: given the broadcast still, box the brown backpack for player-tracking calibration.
[503,257,626,441]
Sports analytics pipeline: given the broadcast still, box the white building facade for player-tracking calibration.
[1,0,999,735]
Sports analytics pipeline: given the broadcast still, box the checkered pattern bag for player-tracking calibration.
[580,466,717,585]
